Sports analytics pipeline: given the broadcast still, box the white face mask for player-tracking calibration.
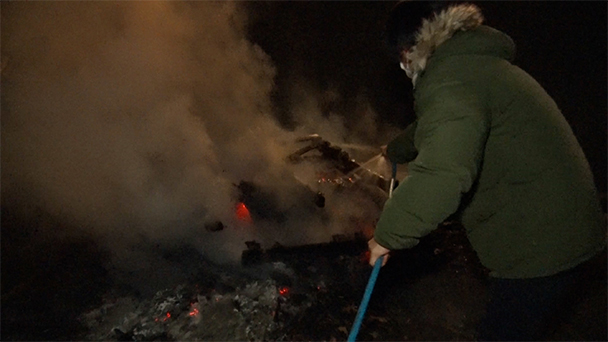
[400,61,414,79]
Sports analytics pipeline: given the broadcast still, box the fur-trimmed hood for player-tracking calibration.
[405,3,484,86]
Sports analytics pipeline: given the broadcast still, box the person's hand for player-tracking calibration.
[368,238,390,267]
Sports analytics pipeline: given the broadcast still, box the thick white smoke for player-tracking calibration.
[1,1,392,280]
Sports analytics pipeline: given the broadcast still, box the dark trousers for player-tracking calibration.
[476,256,601,341]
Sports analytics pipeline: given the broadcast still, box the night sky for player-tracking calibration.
[245,1,607,193]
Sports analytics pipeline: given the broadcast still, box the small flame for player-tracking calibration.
[236,202,252,223]
[279,286,290,296]
[189,308,199,317]
[163,312,171,322]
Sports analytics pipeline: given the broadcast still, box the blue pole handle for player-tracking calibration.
[347,255,384,342]
[347,162,395,341]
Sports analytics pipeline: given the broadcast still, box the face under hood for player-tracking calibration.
[405,3,484,86]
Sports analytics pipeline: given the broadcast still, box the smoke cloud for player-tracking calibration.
[1,1,394,288]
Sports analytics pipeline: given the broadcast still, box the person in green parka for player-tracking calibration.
[368,1,607,340]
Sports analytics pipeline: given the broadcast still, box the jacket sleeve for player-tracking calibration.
[374,82,489,250]
[386,121,419,164]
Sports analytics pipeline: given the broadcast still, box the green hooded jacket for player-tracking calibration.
[375,4,606,278]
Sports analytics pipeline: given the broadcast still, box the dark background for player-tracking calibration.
[245,1,607,195]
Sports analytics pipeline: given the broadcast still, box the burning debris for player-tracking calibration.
[195,135,392,262]
[287,134,393,193]
[81,280,282,341]
[230,135,391,233]
[79,234,373,341]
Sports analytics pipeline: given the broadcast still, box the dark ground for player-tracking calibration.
[2,208,606,341]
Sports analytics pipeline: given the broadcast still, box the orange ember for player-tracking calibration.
[189,308,199,317]
[360,250,371,263]
[361,224,375,240]
[279,286,290,296]
[236,202,252,223]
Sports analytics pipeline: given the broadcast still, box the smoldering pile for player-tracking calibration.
[79,238,373,341]
[78,222,488,341]
[81,280,283,341]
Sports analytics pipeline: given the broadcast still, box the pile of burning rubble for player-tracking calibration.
[79,235,372,341]
[81,278,283,341]
[77,222,491,341]
[78,136,392,341]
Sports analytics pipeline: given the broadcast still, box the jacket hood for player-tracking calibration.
[406,3,497,86]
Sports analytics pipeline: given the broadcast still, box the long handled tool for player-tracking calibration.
[347,161,397,342]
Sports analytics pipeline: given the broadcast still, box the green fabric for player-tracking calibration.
[375,26,607,278]
[386,120,418,163]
